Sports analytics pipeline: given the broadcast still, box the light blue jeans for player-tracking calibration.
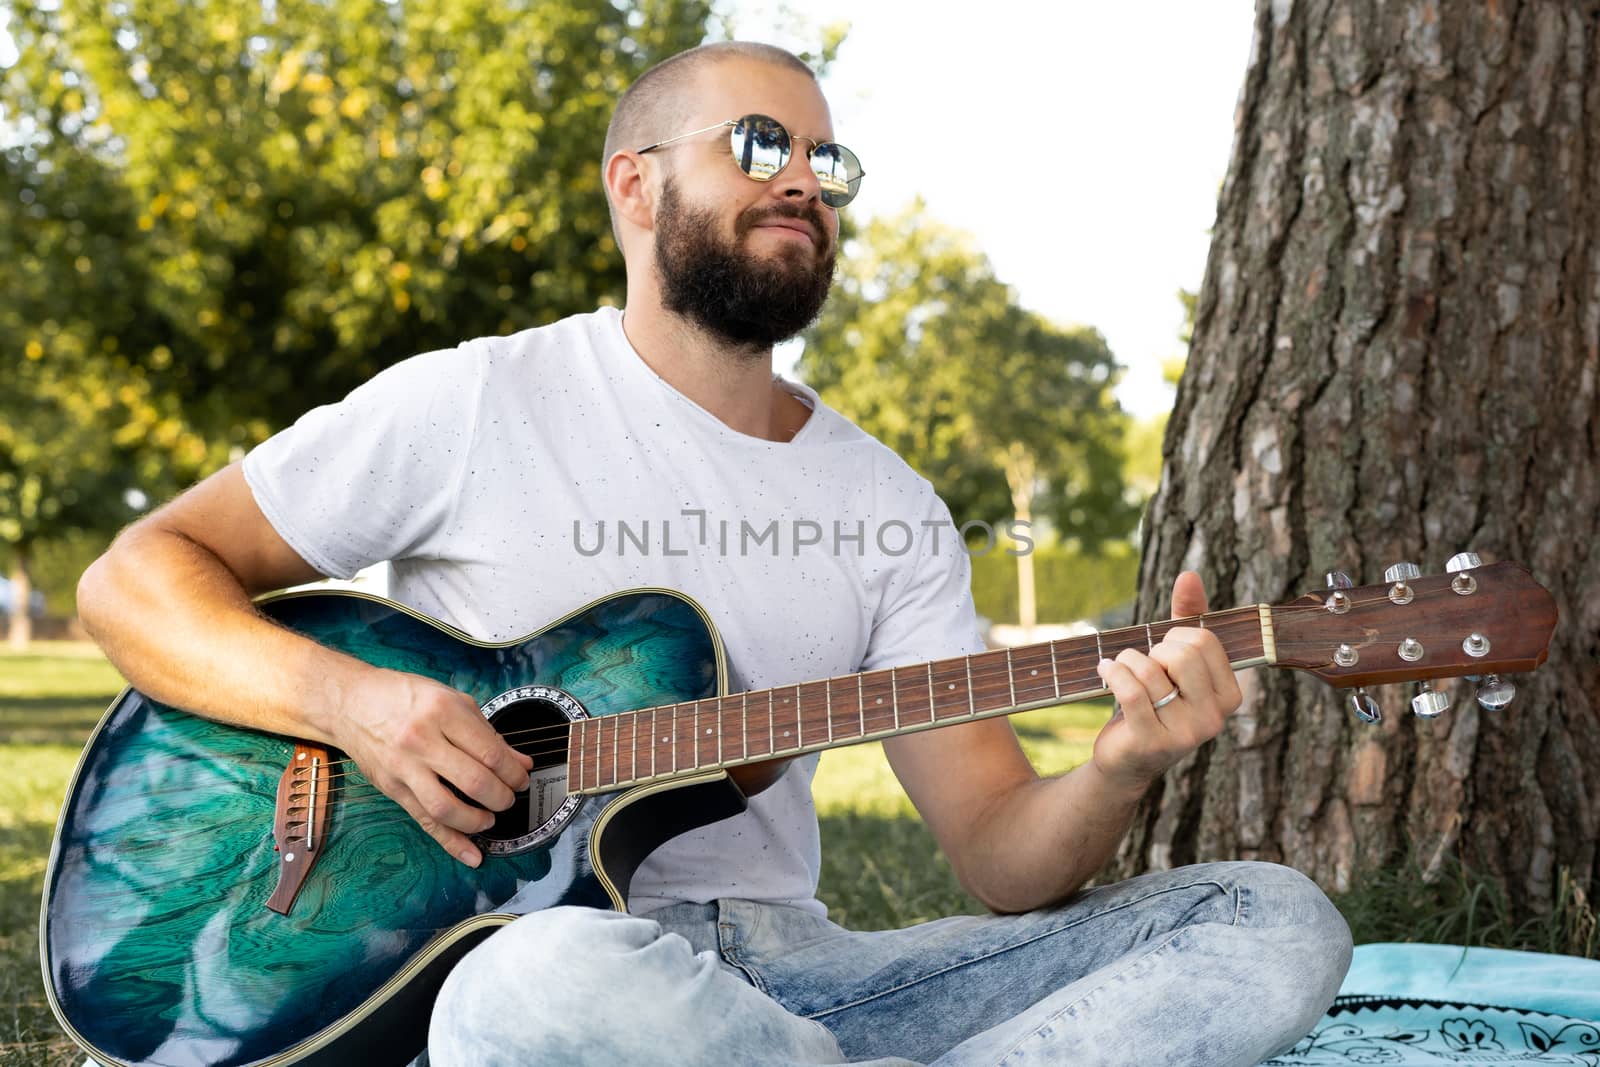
[427,861,1352,1066]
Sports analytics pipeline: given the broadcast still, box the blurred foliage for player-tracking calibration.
[800,201,1137,551]
[968,541,1139,626]
[0,0,717,574]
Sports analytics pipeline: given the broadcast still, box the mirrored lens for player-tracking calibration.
[809,142,863,207]
[731,115,790,181]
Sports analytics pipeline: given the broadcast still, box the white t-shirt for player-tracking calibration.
[243,307,986,916]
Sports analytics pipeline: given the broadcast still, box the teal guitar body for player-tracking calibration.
[41,588,742,1067]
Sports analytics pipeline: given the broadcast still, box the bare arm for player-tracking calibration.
[885,572,1242,913]
[77,463,530,866]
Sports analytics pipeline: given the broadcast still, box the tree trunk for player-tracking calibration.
[1004,443,1038,632]
[7,544,33,650]
[1112,0,1600,921]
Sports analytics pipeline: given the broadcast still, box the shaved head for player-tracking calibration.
[602,42,818,240]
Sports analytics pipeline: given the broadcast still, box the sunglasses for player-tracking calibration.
[636,113,865,208]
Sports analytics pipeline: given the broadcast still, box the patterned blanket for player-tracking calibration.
[1263,944,1600,1065]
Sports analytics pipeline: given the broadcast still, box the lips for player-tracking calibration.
[754,218,818,245]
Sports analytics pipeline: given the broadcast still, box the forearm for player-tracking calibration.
[77,524,372,745]
[956,761,1149,914]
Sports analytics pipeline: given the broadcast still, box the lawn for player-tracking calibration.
[7,646,1591,1065]
[0,642,1104,1065]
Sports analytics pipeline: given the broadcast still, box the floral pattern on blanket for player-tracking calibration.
[1263,997,1600,1064]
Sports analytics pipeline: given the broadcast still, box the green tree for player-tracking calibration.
[801,202,1136,628]
[0,0,720,642]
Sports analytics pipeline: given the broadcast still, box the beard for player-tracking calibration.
[653,177,837,350]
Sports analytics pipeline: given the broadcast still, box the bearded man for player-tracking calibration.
[77,40,1351,1067]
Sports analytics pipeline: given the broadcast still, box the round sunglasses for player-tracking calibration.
[636,113,864,208]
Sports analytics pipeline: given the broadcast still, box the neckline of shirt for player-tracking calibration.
[596,306,831,449]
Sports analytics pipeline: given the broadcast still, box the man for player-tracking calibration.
[78,40,1350,1066]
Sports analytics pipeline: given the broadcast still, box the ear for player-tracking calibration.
[604,150,657,237]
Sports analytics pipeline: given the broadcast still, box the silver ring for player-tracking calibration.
[1151,689,1181,710]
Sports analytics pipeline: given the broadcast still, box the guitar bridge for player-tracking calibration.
[265,741,333,916]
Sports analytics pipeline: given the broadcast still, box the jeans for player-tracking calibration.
[427,861,1352,1066]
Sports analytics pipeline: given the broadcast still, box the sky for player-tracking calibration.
[0,2,1258,417]
[734,1,1258,417]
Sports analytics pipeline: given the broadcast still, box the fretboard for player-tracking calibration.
[565,606,1273,795]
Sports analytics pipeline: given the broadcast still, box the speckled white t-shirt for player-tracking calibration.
[243,306,986,916]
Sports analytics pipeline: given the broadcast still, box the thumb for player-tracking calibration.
[1170,570,1209,619]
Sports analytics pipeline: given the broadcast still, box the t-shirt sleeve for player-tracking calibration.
[241,343,487,580]
[858,485,988,672]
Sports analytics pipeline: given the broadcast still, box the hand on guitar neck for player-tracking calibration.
[1090,571,1245,800]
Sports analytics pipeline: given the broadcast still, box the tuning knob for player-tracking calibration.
[1410,683,1451,718]
[1325,571,1354,589]
[1476,674,1516,710]
[1350,688,1381,724]
[1445,552,1481,595]
[1384,562,1422,582]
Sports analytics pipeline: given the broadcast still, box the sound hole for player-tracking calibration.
[475,691,583,855]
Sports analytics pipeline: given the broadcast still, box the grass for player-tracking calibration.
[0,643,123,1067]
[3,646,1594,1064]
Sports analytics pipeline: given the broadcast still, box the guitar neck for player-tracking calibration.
[565,605,1275,795]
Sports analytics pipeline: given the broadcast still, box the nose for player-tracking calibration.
[774,144,825,203]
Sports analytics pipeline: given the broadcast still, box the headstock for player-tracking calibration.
[1270,558,1557,723]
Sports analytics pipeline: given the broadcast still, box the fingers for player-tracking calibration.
[1161,627,1244,711]
[1096,654,1165,737]
[337,672,535,867]
[1169,570,1210,620]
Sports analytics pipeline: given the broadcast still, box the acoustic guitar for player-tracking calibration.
[41,560,1556,1067]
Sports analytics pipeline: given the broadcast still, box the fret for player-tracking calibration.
[768,690,775,754]
[611,713,619,787]
[1006,649,1016,707]
[930,658,971,722]
[672,701,696,772]
[1057,633,1107,695]
[697,698,720,767]
[1049,639,1061,698]
[891,669,900,729]
[627,711,637,784]
[862,671,895,734]
[1009,643,1057,705]
[746,689,773,758]
[926,663,936,720]
[965,657,976,716]
[857,674,866,737]
[825,679,835,744]
[1145,622,1155,652]
[574,720,587,791]
[1099,627,1149,663]
[741,693,749,762]
[891,663,932,727]
[650,708,658,779]
[798,681,830,748]
[777,685,801,752]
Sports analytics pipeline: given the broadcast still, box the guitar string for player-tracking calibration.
[121,621,1442,807]
[252,618,1284,788]
[145,627,1430,826]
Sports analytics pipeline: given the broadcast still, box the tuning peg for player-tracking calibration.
[1410,683,1451,718]
[1324,570,1354,613]
[1385,561,1421,605]
[1350,688,1382,723]
[1476,674,1516,710]
[1446,552,1481,595]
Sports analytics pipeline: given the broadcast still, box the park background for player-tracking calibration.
[2,0,1598,1063]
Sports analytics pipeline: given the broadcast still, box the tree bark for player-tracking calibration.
[1004,442,1039,631]
[7,544,33,650]
[1113,0,1600,920]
